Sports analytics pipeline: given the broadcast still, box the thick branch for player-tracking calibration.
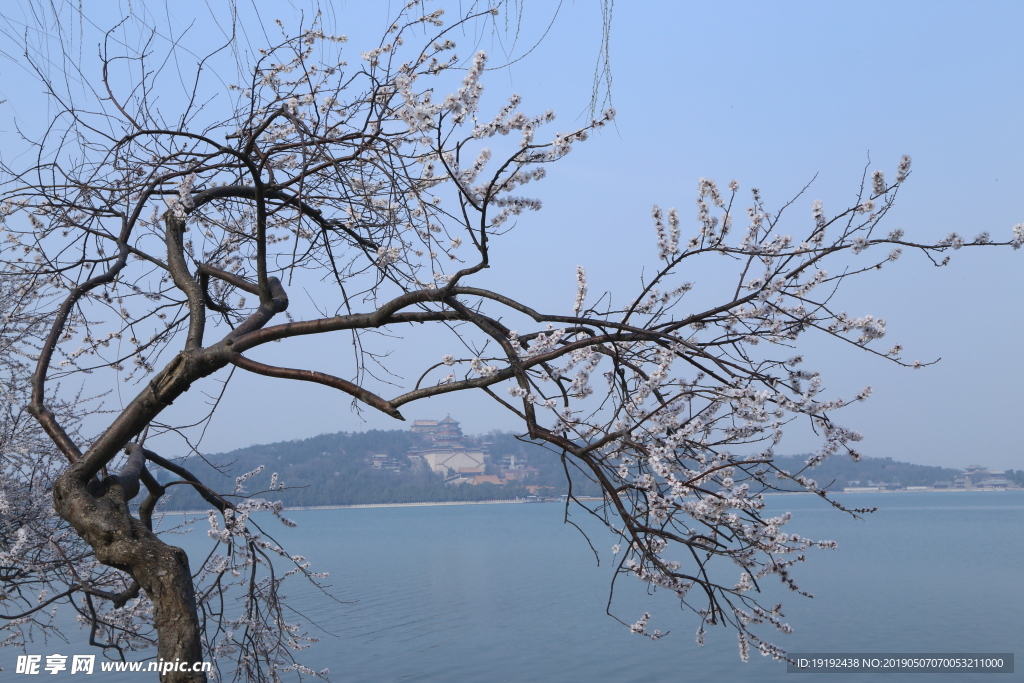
[28,243,134,463]
[143,449,230,513]
[80,277,288,480]
[84,581,141,609]
[138,467,165,532]
[103,443,147,502]
[229,352,405,420]
[390,365,519,407]
[231,287,449,352]
[165,212,207,350]
[196,263,261,296]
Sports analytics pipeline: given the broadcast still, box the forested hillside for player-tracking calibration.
[152,428,971,510]
[154,429,602,510]
[769,455,962,491]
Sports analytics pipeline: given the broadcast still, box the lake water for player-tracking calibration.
[15,491,1023,681]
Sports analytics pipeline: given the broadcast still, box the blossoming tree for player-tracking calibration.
[1,1,1021,680]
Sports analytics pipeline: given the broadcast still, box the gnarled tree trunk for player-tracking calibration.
[53,463,205,683]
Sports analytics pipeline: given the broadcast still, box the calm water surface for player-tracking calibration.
[259,491,1023,682]
[24,491,1023,681]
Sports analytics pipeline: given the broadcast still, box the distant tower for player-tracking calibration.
[433,415,462,447]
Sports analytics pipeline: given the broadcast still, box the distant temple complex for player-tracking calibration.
[409,416,487,479]
[933,465,1013,490]
[407,415,537,486]
[846,463,1017,492]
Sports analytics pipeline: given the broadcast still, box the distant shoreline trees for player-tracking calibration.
[151,427,604,511]
[150,427,970,510]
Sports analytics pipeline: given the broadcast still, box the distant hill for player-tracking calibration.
[151,428,990,510]
[766,454,962,491]
[154,429,603,510]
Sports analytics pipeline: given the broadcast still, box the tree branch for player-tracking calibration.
[228,352,405,420]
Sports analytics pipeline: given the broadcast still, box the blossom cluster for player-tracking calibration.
[429,155,1019,658]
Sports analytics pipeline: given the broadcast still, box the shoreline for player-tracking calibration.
[834,486,1022,494]
[157,488,1020,515]
[160,497,549,515]
[759,487,1022,496]
[286,498,544,511]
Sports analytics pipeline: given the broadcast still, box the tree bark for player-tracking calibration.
[53,465,206,683]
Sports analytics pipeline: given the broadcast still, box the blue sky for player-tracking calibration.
[490,0,1024,471]
[2,0,1021,470]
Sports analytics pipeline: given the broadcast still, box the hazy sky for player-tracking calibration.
[3,1,1022,471]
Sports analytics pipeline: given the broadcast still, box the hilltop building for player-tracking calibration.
[408,416,545,487]
[410,419,440,435]
[408,415,488,476]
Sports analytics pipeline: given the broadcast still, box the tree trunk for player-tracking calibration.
[53,465,206,683]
